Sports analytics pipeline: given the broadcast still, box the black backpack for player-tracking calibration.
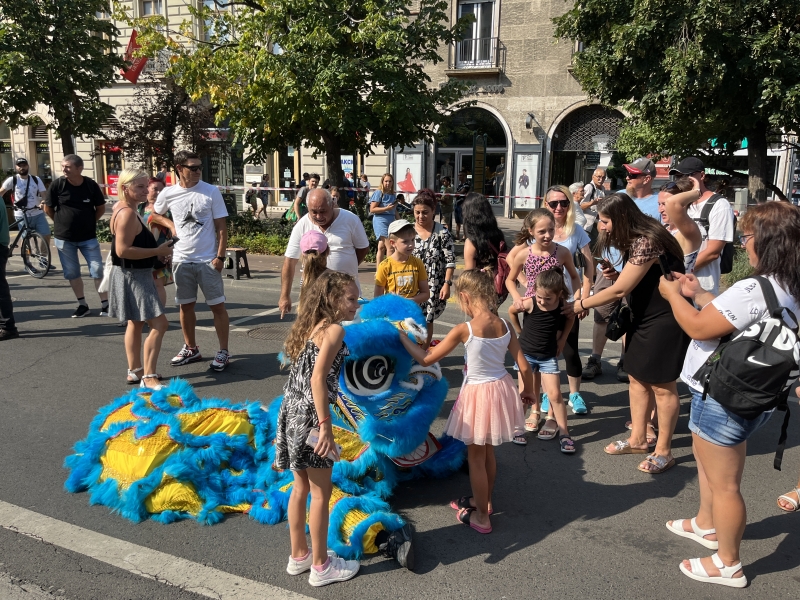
[693,276,800,470]
[692,193,737,274]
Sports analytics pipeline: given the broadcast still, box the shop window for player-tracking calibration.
[0,126,12,176]
[34,142,53,188]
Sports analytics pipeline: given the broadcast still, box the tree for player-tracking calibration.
[131,0,471,187]
[0,0,123,155]
[553,0,800,202]
[104,77,221,171]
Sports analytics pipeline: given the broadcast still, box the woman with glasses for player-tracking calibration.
[572,193,689,474]
[659,202,800,587]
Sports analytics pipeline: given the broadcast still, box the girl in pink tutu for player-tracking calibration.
[400,269,535,534]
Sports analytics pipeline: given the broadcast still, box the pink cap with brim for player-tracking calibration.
[300,230,328,254]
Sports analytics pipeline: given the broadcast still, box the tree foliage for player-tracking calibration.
[0,0,123,154]
[131,0,471,185]
[104,78,221,171]
[553,0,800,202]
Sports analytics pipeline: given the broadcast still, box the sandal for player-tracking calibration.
[604,439,649,455]
[512,433,528,446]
[456,507,492,534]
[638,453,675,474]
[524,410,541,432]
[559,435,576,454]
[666,518,718,550]
[777,487,800,513]
[449,495,493,515]
[537,418,558,441]
[126,367,143,384]
[139,374,164,391]
[678,553,747,588]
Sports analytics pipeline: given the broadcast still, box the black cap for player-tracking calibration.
[669,156,705,176]
[15,157,28,165]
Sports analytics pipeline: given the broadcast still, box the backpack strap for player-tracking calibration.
[694,193,721,230]
[753,276,784,319]
[774,404,791,471]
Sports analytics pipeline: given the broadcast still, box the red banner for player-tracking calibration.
[121,31,148,84]
[107,174,119,197]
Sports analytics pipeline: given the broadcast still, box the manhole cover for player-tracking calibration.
[248,323,293,340]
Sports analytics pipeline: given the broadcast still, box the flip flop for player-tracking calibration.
[604,439,649,455]
[777,487,800,513]
[449,495,493,515]
[638,454,676,474]
[457,508,492,534]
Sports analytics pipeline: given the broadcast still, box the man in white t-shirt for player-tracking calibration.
[280,188,370,317]
[152,150,231,372]
[1,157,49,244]
[670,156,734,295]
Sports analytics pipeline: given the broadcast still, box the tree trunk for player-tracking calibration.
[321,131,345,188]
[746,125,769,204]
[58,124,75,156]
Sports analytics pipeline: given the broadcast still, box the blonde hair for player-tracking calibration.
[299,248,329,302]
[455,269,498,313]
[283,270,355,364]
[543,185,576,237]
[117,167,149,198]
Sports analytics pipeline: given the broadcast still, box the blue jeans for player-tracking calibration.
[688,388,774,447]
[54,238,104,281]
[16,211,50,237]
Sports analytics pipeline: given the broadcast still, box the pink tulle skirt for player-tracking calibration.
[445,374,525,446]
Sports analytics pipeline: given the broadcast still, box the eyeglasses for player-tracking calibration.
[180,164,202,172]
[739,234,754,246]
[547,200,571,209]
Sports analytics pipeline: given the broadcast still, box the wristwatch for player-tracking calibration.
[215,256,225,261]
[444,279,453,286]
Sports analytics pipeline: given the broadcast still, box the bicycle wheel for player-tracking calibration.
[21,232,51,278]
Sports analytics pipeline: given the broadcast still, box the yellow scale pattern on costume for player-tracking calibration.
[100,403,136,431]
[99,425,179,490]
[177,408,254,442]
[145,475,203,515]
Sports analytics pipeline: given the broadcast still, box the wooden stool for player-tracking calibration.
[223,247,251,280]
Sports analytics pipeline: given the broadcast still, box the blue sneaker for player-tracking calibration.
[540,393,550,413]
[568,392,588,415]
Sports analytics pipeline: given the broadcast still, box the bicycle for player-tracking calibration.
[8,205,51,278]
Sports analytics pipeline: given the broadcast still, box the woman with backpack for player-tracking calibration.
[462,192,508,306]
[659,202,800,588]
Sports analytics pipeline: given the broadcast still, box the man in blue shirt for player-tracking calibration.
[623,157,660,219]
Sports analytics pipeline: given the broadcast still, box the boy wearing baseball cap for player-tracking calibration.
[374,219,430,305]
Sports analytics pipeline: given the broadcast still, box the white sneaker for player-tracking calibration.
[308,556,360,587]
[286,550,336,575]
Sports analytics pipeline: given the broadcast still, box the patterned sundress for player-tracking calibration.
[413,223,456,323]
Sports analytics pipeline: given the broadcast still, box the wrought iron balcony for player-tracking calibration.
[447,37,504,75]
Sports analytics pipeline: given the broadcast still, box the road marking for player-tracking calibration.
[0,501,313,600]
[231,306,281,326]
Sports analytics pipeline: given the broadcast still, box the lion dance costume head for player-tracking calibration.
[65,295,466,570]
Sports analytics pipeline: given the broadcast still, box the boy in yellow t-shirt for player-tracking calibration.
[374,219,430,305]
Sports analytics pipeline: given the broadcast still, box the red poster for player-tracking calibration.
[107,174,119,197]
[655,156,672,179]
[121,31,148,84]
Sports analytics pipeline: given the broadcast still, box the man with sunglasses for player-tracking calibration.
[152,150,232,372]
[622,157,660,219]
[669,156,734,296]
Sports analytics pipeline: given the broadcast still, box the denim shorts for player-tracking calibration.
[514,353,559,375]
[16,211,51,237]
[54,237,103,281]
[173,261,226,306]
[688,388,774,447]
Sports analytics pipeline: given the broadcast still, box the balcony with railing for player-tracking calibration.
[447,37,505,76]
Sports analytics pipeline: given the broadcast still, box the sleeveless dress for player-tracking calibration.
[623,237,690,383]
[445,320,524,446]
[273,338,349,471]
[108,208,164,323]
[523,244,561,297]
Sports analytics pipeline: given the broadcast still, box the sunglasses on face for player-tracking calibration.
[626,173,643,179]
[181,164,202,172]
[547,200,571,209]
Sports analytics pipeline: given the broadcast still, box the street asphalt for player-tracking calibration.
[0,239,799,600]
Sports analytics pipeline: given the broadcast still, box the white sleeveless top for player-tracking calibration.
[463,319,511,384]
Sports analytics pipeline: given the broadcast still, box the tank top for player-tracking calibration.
[669,225,703,274]
[463,319,511,384]
[111,207,157,269]
[518,300,567,359]
[523,244,561,297]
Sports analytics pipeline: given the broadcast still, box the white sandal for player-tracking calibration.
[126,367,143,384]
[679,553,747,588]
[139,374,164,391]
[666,518,718,549]
[777,487,800,512]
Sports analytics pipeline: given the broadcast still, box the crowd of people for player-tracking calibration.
[1,151,799,589]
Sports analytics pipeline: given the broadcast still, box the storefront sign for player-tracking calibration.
[341,155,354,174]
[586,151,601,166]
[513,154,540,210]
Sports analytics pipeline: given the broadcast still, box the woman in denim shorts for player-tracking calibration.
[658,202,800,588]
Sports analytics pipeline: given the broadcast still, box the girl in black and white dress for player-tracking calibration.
[274,270,361,587]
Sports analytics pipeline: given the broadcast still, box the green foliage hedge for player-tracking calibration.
[721,248,754,290]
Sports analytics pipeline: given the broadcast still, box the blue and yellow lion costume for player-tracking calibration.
[65,295,466,569]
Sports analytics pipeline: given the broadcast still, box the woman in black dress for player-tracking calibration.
[572,193,689,474]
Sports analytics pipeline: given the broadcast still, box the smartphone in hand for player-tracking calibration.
[167,236,180,247]
[593,256,613,270]
[306,428,342,462]
[658,255,674,281]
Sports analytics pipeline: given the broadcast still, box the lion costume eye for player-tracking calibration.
[344,356,394,395]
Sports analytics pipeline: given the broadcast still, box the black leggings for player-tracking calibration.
[562,317,581,378]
